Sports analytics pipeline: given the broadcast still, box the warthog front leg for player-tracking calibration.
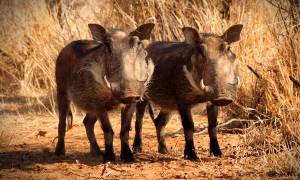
[120,103,136,162]
[133,100,148,153]
[154,111,170,154]
[98,110,115,162]
[207,103,222,156]
[178,104,199,161]
[83,114,103,156]
[55,90,70,156]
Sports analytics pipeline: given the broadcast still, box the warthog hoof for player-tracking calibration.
[132,145,142,154]
[90,146,104,156]
[158,145,169,154]
[210,139,222,157]
[184,149,199,161]
[121,145,134,162]
[104,151,115,162]
[133,138,142,153]
[55,142,65,156]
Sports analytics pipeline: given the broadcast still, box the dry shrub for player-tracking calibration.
[267,147,300,177]
[0,0,299,176]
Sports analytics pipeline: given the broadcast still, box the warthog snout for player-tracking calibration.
[120,96,140,104]
[118,86,142,104]
[119,88,143,103]
[109,80,146,103]
[199,79,238,106]
[212,97,233,106]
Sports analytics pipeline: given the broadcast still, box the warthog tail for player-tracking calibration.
[67,111,73,130]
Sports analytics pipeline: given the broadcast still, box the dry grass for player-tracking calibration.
[0,0,299,177]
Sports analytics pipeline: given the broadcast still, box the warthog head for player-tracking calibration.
[88,23,155,103]
[182,24,243,106]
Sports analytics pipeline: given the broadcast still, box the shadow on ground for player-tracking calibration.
[0,148,180,170]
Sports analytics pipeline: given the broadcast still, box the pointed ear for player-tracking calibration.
[221,24,243,44]
[182,27,201,46]
[88,24,107,42]
[130,23,155,40]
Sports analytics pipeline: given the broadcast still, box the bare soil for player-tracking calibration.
[0,96,274,179]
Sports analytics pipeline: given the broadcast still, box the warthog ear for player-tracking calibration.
[130,23,155,40]
[88,24,107,42]
[182,27,202,46]
[221,24,243,44]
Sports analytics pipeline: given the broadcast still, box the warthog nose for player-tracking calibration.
[120,96,140,104]
[212,97,233,106]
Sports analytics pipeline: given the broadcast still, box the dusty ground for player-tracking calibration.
[0,96,277,179]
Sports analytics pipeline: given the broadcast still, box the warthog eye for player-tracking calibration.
[227,46,231,51]
[138,41,142,46]
[130,36,141,48]
[195,45,205,58]
[104,42,112,53]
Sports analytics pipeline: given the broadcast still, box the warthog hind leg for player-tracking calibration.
[154,111,170,154]
[55,90,70,156]
[83,114,103,156]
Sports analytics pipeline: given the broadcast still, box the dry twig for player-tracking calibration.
[247,65,261,79]
[289,76,300,88]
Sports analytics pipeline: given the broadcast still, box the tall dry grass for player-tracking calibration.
[0,0,299,176]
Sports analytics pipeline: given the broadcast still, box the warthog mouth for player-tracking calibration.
[212,97,233,106]
[120,96,140,104]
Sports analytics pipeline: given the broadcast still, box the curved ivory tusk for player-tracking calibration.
[199,78,215,94]
[104,75,111,89]
[200,79,206,90]
[183,65,200,91]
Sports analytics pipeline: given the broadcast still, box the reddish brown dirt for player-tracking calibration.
[0,96,272,179]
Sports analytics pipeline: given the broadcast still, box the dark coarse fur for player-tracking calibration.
[145,41,208,110]
[55,39,139,162]
[55,40,115,159]
[133,41,211,159]
[132,25,243,160]
[55,23,155,163]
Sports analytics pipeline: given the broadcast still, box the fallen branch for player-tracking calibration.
[166,119,254,136]
[217,118,252,129]
[289,76,300,88]
[218,128,245,134]
[232,98,271,119]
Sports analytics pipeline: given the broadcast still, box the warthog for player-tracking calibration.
[55,23,155,162]
[132,24,243,160]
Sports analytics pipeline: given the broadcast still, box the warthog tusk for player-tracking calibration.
[183,65,199,91]
[104,75,111,89]
[200,79,206,90]
[199,79,214,94]
[183,65,206,95]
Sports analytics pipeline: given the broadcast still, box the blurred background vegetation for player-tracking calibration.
[0,0,299,176]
